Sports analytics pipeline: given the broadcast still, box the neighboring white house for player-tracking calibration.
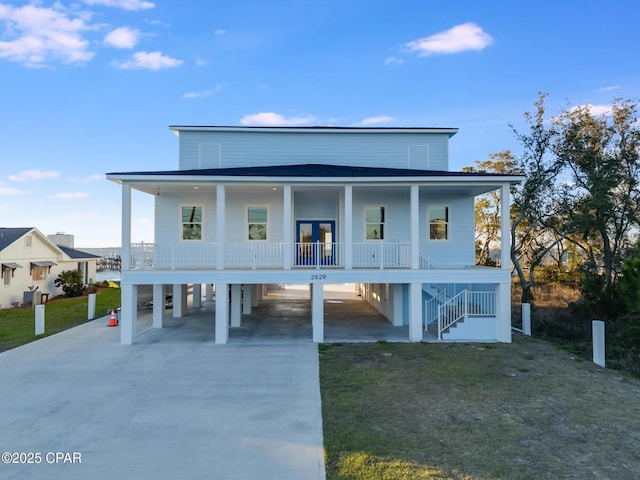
[0,228,99,308]
[107,126,524,345]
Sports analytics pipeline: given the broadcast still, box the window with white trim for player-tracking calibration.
[25,235,32,247]
[365,206,385,240]
[428,206,449,240]
[2,266,11,286]
[247,206,268,241]
[181,205,203,240]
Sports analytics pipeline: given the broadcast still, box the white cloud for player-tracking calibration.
[384,56,404,65]
[405,22,493,56]
[598,85,620,92]
[66,213,98,220]
[83,0,155,10]
[240,112,318,126]
[570,104,613,116]
[215,29,226,35]
[183,84,224,99]
[8,169,60,182]
[104,27,140,48]
[112,51,183,70]
[51,192,89,199]
[0,3,94,66]
[0,186,26,195]
[358,115,395,126]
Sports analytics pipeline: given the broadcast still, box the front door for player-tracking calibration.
[296,220,335,266]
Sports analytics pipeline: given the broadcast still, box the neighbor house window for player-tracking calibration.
[428,206,449,240]
[3,266,11,286]
[181,206,203,240]
[32,266,48,281]
[365,206,385,240]
[25,235,32,248]
[247,206,268,240]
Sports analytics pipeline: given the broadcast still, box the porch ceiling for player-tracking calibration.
[125,181,505,197]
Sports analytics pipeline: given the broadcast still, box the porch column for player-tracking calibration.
[216,185,225,270]
[215,282,229,344]
[410,185,420,269]
[120,283,137,345]
[121,183,132,272]
[283,185,292,270]
[192,283,202,309]
[311,283,324,343]
[243,284,252,314]
[206,284,214,302]
[500,183,511,270]
[252,284,260,307]
[392,283,404,326]
[344,185,353,269]
[496,281,512,342]
[230,284,242,327]
[152,284,164,328]
[409,282,423,342]
[173,284,186,318]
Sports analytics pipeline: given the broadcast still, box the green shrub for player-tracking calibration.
[54,270,85,297]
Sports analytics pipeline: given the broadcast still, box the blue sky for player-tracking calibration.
[1,0,638,247]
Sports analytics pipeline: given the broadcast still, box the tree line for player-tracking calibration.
[468,94,640,318]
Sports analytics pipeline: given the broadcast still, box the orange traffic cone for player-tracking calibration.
[107,308,118,327]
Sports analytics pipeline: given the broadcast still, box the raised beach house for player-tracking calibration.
[107,126,523,345]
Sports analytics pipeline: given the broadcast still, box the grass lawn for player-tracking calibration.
[0,287,121,352]
[320,336,640,480]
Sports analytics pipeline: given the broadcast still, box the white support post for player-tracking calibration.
[120,284,137,345]
[311,283,324,343]
[283,185,292,270]
[153,284,164,328]
[345,185,353,269]
[121,183,132,272]
[522,303,531,336]
[500,183,510,270]
[252,284,260,307]
[409,283,422,342]
[215,282,229,344]
[192,283,202,309]
[243,284,252,314]
[410,185,420,269]
[592,320,605,367]
[216,185,226,270]
[206,284,214,303]
[392,284,403,326]
[35,305,45,335]
[496,281,512,342]
[88,293,96,320]
[231,284,242,327]
[173,284,185,318]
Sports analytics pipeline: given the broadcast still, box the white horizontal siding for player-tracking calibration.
[177,131,450,171]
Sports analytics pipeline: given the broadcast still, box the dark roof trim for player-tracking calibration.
[169,125,459,136]
[108,163,522,179]
[57,245,101,259]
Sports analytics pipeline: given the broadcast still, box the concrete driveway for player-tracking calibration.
[0,316,326,480]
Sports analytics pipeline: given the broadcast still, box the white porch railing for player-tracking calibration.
[224,243,284,269]
[129,242,446,270]
[352,242,411,268]
[437,290,496,340]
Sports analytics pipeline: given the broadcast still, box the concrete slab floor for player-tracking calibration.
[136,284,411,345]
[0,317,325,480]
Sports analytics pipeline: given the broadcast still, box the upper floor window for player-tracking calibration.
[428,206,449,240]
[365,206,385,240]
[248,206,268,241]
[181,206,203,240]
[25,235,32,247]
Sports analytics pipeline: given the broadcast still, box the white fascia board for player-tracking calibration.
[168,125,459,136]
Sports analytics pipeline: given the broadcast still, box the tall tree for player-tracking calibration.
[553,99,640,288]
[508,94,564,303]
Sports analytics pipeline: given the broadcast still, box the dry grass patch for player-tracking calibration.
[320,336,640,480]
